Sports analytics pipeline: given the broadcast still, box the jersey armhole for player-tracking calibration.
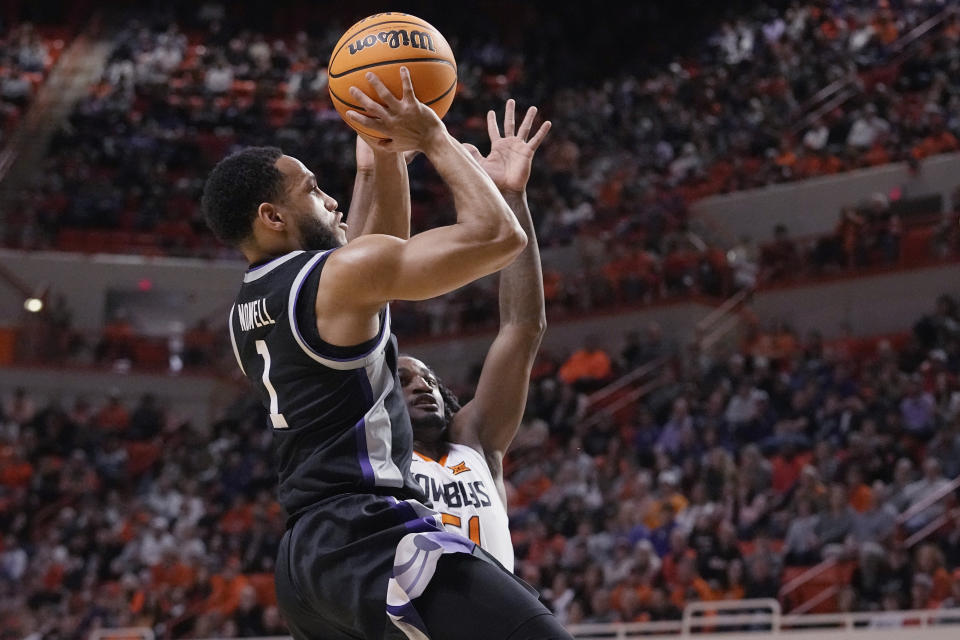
[288,250,392,370]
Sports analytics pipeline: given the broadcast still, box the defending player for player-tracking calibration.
[202,69,570,640]
[401,100,547,573]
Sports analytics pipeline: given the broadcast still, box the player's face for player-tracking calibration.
[398,356,446,431]
[275,155,347,250]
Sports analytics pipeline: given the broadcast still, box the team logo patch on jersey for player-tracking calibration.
[447,460,470,475]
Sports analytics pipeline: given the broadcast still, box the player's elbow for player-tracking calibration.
[470,218,527,258]
[509,318,547,352]
[500,223,528,256]
[531,315,547,339]
[494,211,528,255]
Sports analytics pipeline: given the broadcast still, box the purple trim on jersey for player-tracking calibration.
[245,252,295,273]
[386,601,428,635]
[353,370,376,486]
[353,418,375,486]
[289,250,391,363]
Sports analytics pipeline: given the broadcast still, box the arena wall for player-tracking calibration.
[4,248,960,387]
[0,364,233,427]
[692,152,960,243]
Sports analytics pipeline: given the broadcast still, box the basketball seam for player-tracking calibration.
[328,57,456,80]
[330,19,441,63]
[425,77,457,106]
[328,86,366,111]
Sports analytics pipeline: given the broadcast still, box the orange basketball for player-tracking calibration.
[328,13,457,139]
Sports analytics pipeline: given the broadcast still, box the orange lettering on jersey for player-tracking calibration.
[448,460,470,475]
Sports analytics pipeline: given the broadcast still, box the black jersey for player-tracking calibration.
[229,249,426,521]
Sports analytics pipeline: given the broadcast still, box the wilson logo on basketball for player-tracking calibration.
[348,30,436,55]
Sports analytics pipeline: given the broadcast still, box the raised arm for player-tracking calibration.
[314,69,527,347]
[345,136,412,241]
[448,101,551,474]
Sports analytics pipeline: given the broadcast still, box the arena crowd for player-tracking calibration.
[3,0,960,349]
[2,1,960,636]
[3,293,960,637]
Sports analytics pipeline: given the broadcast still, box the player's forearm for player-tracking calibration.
[498,190,546,334]
[346,154,410,241]
[346,169,374,242]
[424,132,526,251]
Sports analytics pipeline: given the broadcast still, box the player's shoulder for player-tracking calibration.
[326,234,404,270]
[320,234,403,305]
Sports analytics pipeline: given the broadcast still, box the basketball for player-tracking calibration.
[328,13,457,139]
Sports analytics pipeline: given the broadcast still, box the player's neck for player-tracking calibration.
[413,437,449,462]
[240,234,300,266]
[242,247,296,266]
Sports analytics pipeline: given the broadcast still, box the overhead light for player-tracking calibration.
[24,297,43,313]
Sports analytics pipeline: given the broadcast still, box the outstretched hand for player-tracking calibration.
[464,99,551,194]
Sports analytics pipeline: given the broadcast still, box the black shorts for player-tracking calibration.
[274,493,568,640]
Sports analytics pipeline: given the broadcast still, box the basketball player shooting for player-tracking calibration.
[202,69,571,640]
[399,100,549,573]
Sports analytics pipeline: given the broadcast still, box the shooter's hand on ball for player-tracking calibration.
[462,99,552,195]
[346,67,446,153]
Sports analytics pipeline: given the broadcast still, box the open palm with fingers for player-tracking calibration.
[466,99,551,194]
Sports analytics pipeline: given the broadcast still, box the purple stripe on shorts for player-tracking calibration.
[404,517,441,534]
[389,499,437,532]
[354,418,375,486]
[387,601,428,635]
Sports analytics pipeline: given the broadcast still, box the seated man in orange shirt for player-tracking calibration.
[558,335,613,392]
[205,556,251,618]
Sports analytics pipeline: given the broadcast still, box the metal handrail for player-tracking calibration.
[904,511,953,548]
[89,629,155,640]
[682,599,780,635]
[789,584,839,616]
[580,377,666,430]
[585,356,668,410]
[565,605,960,638]
[99,607,960,640]
[694,287,753,354]
[695,287,751,335]
[780,473,960,613]
[896,475,960,527]
[791,4,956,133]
[779,557,838,598]
[780,607,960,628]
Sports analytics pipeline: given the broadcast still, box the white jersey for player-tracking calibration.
[410,442,514,571]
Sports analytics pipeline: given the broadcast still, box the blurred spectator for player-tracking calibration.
[558,336,613,391]
[761,224,800,283]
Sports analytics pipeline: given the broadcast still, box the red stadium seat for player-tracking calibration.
[900,227,935,266]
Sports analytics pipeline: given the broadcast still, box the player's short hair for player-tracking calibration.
[202,146,285,245]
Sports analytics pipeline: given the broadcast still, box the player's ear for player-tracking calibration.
[257,202,285,231]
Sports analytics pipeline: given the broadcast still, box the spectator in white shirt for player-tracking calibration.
[204,60,234,94]
[725,380,761,427]
[847,104,890,149]
[901,458,951,532]
[803,119,829,151]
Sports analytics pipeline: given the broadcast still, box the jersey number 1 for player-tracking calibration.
[440,513,481,546]
[256,340,289,429]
